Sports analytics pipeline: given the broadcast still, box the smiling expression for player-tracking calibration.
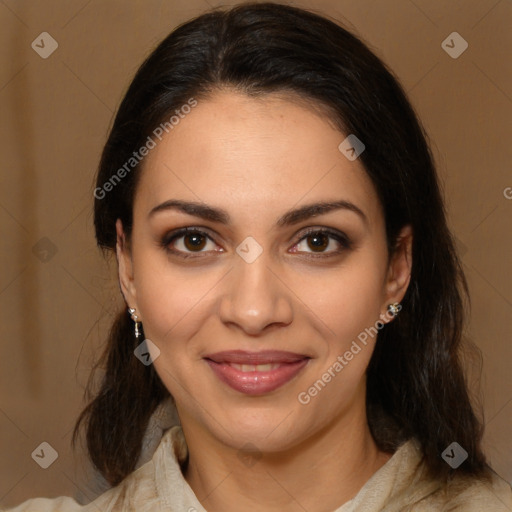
[116,89,411,452]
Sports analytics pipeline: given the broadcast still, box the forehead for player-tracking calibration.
[134,90,383,230]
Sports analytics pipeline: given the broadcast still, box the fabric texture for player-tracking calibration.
[73,396,180,504]
[3,418,512,511]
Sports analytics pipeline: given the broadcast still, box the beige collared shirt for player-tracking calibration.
[4,425,512,511]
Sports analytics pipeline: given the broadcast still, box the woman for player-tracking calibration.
[6,3,511,511]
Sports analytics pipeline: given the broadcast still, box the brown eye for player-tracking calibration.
[184,232,207,251]
[162,228,220,256]
[292,228,350,256]
[306,232,329,252]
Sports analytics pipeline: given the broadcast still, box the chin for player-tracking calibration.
[210,407,304,451]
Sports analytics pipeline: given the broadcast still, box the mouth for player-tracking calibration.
[203,350,311,395]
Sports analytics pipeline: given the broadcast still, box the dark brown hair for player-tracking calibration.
[73,2,488,488]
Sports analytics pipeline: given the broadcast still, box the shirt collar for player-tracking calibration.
[153,426,436,512]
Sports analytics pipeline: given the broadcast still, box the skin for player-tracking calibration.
[116,89,413,512]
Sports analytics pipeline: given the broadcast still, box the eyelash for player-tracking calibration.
[160,227,352,260]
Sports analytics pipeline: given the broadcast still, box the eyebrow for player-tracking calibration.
[148,199,368,227]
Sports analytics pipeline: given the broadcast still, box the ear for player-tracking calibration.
[381,224,413,319]
[116,218,138,311]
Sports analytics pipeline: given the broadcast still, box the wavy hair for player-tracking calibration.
[73,2,488,487]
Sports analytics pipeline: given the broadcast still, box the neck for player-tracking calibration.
[181,403,391,512]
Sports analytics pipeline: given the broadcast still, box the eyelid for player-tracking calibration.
[160,227,222,258]
[161,226,351,257]
[291,226,351,253]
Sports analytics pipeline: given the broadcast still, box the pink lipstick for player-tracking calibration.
[204,350,310,395]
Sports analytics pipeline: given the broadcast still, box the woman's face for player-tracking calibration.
[117,90,411,453]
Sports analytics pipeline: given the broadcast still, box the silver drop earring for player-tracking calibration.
[128,307,142,338]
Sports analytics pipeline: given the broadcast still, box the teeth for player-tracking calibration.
[230,363,281,372]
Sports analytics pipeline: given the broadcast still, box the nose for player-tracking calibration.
[218,251,293,336]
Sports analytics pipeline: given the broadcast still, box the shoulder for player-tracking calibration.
[1,496,84,512]
[85,425,186,511]
[403,447,512,511]
[435,471,512,511]
[3,460,164,512]
[2,426,186,512]
[367,438,512,511]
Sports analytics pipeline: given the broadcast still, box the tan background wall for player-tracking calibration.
[0,0,510,506]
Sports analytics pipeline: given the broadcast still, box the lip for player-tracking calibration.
[204,350,310,395]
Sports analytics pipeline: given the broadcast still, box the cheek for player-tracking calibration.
[131,247,228,365]
[294,258,386,351]
[133,265,215,401]
[293,262,385,415]
[135,269,217,343]
[134,245,387,347]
